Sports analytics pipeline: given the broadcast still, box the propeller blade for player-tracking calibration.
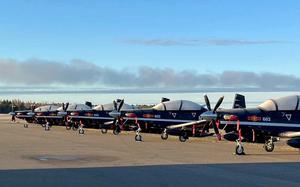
[204,94,211,111]
[113,100,117,111]
[62,103,65,111]
[117,117,122,126]
[31,104,36,112]
[65,103,69,112]
[113,118,117,126]
[118,99,124,112]
[211,120,221,140]
[213,96,224,112]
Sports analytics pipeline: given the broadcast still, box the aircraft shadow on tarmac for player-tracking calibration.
[1,163,300,187]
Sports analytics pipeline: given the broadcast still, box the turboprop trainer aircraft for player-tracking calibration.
[9,104,36,125]
[199,94,300,155]
[68,99,135,134]
[109,97,222,142]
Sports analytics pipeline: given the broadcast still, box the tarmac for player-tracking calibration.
[1,114,300,186]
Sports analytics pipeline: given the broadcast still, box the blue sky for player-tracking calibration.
[0,0,299,88]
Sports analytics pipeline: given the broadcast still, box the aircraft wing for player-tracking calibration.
[69,116,114,120]
[166,120,207,130]
[279,131,300,138]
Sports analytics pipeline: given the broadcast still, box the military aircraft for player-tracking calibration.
[69,99,135,135]
[199,94,300,155]
[109,97,219,142]
[9,104,37,127]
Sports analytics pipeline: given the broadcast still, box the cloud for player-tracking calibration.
[123,39,288,46]
[0,58,299,90]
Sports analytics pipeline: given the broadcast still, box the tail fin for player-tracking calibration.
[85,101,92,108]
[161,97,170,103]
[233,94,246,109]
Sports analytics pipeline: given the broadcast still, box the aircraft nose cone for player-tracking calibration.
[109,110,121,118]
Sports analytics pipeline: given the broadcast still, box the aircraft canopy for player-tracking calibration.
[153,100,204,111]
[93,103,135,111]
[34,105,60,112]
[66,104,92,111]
[258,95,300,111]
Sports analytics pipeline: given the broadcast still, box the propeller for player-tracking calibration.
[109,99,125,132]
[202,95,224,140]
[31,104,36,112]
[26,104,36,117]
[58,102,69,116]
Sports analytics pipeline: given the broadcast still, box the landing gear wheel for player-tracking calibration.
[161,132,168,140]
[79,128,85,134]
[235,144,245,155]
[179,131,188,142]
[113,126,121,135]
[264,140,274,152]
[135,134,142,142]
[45,126,50,131]
[72,126,77,131]
[101,128,108,134]
[179,135,187,142]
[66,126,71,130]
[24,124,28,128]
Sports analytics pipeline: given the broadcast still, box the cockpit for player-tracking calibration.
[258,95,300,111]
[93,103,135,111]
[66,104,92,111]
[153,100,204,111]
[34,105,60,112]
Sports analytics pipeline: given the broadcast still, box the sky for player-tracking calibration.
[0,0,300,90]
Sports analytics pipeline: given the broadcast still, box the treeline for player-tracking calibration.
[0,100,49,114]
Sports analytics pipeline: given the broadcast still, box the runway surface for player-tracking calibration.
[1,163,300,187]
[1,115,300,186]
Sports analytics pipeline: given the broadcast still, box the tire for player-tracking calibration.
[113,126,121,135]
[79,129,85,135]
[235,144,244,155]
[42,124,46,128]
[179,135,187,142]
[45,126,50,131]
[179,131,188,142]
[101,128,108,134]
[264,141,274,152]
[66,126,71,130]
[24,124,28,128]
[161,132,168,140]
[135,135,142,142]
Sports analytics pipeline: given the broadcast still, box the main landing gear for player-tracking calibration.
[78,127,85,135]
[113,125,121,135]
[264,137,279,152]
[179,130,189,142]
[135,127,142,142]
[161,129,168,140]
[101,128,108,134]
[44,123,50,131]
